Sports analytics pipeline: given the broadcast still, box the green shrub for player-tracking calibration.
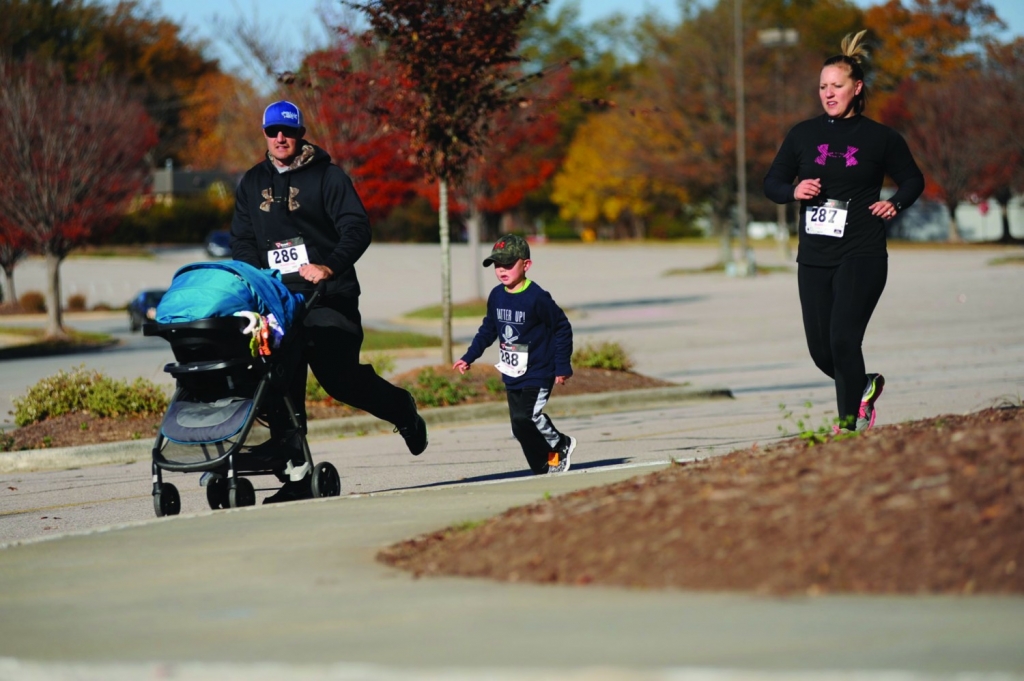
[66,294,87,312]
[543,220,581,241]
[306,372,330,403]
[112,196,232,245]
[484,376,505,395]
[12,365,168,427]
[84,377,168,419]
[401,367,477,407]
[19,291,46,313]
[572,341,634,371]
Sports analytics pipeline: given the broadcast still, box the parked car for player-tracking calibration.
[128,289,166,332]
[205,229,231,258]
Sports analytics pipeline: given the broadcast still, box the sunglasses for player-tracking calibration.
[264,126,301,139]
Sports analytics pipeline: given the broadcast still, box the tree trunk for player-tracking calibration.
[438,180,453,366]
[946,201,962,243]
[995,195,1021,243]
[631,213,645,240]
[715,213,732,266]
[1,267,14,305]
[44,250,67,338]
[467,203,484,300]
[776,202,792,260]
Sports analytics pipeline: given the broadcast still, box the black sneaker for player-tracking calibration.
[395,395,427,455]
[396,414,428,456]
[547,436,576,474]
[262,478,313,504]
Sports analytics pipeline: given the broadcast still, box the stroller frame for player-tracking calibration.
[144,282,338,516]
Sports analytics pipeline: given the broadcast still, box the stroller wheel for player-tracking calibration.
[229,477,256,508]
[154,483,181,517]
[311,461,341,498]
[206,475,229,510]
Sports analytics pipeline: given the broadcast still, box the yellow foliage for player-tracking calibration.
[177,72,265,171]
[552,111,687,224]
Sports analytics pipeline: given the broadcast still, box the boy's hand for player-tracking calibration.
[453,360,471,374]
[555,375,569,385]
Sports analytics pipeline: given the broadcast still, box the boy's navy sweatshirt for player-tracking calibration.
[461,280,573,390]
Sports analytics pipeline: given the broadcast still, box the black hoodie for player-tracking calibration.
[231,143,370,303]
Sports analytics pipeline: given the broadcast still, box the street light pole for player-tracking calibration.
[733,0,750,276]
[758,27,799,261]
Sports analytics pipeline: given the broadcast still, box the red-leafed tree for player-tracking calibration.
[979,37,1024,243]
[0,59,157,337]
[282,43,421,222]
[443,69,568,298]
[345,0,550,363]
[880,74,1000,242]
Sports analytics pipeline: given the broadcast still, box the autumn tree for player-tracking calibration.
[2,0,221,166]
[881,73,999,242]
[456,69,568,298]
[0,59,157,337]
[345,0,549,364]
[282,42,422,222]
[176,70,266,172]
[864,0,1005,93]
[979,37,1024,243]
[552,111,687,238]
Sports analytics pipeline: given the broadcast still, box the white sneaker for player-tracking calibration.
[284,460,311,482]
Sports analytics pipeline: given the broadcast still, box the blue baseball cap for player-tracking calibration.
[262,101,304,129]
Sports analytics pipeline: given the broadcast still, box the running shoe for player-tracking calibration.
[262,478,313,504]
[857,373,885,432]
[396,414,428,455]
[547,436,576,474]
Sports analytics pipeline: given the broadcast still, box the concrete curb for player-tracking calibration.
[0,385,732,473]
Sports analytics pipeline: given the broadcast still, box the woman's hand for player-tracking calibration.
[869,200,898,219]
[793,178,822,201]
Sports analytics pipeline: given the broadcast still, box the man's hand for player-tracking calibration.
[299,263,333,284]
[453,359,471,374]
[555,375,569,385]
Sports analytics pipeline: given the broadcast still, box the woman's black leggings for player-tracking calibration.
[797,257,887,424]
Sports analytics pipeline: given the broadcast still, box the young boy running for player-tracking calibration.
[453,235,576,474]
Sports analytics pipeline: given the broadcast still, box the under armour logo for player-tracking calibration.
[259,187,301,212]
[815,144,859,167]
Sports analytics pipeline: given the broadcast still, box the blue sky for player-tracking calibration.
[117,0,1024,78]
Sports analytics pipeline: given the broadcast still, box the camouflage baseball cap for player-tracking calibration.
[483,234,531,267]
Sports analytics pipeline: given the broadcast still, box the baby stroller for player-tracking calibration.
[143,261,340,517]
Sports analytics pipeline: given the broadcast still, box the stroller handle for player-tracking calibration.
[281,272,327,311]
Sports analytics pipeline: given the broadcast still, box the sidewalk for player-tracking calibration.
[2,453,1022,678]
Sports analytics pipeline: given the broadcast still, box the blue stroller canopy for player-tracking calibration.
[156,261,304,329]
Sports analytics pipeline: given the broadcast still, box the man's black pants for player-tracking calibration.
[269,319,416,447]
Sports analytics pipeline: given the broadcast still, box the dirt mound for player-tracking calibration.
[379,405,1024,596]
